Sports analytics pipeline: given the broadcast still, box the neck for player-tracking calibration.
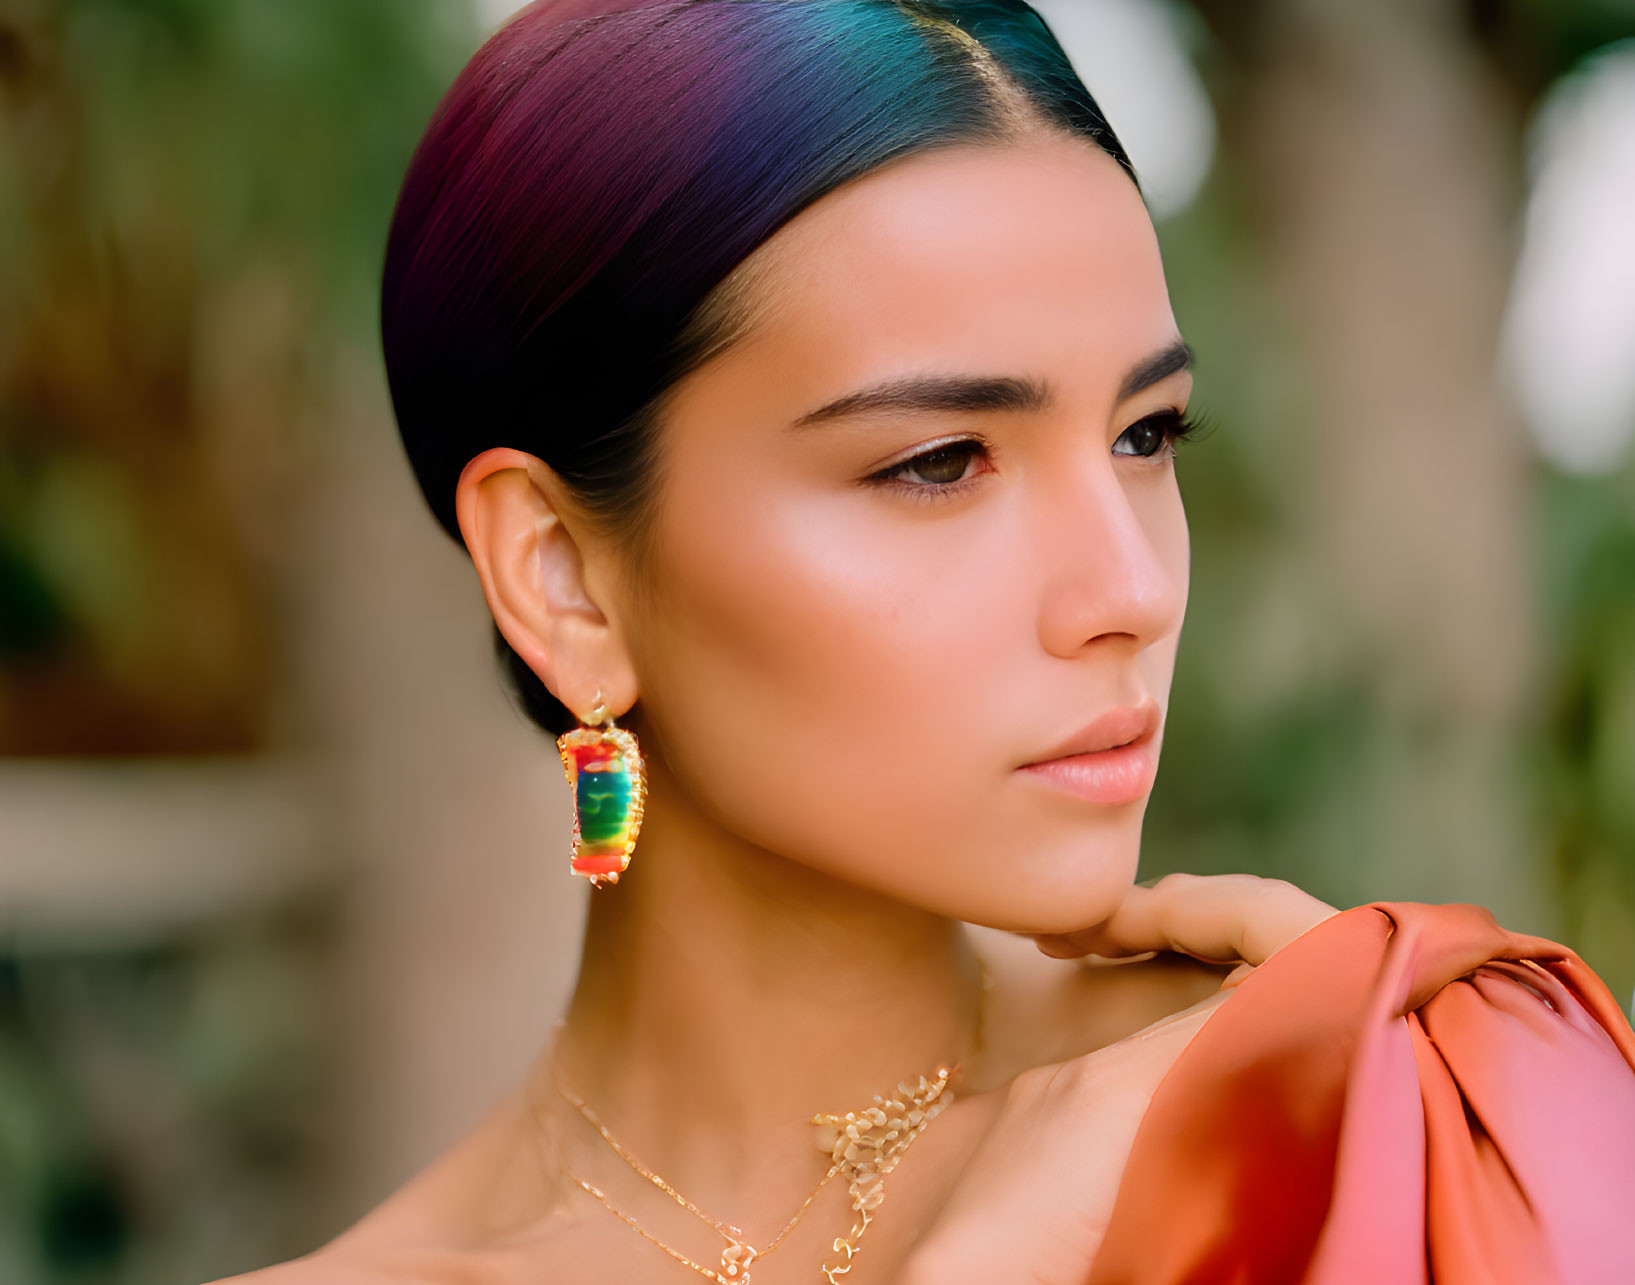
[544,755,988,1207]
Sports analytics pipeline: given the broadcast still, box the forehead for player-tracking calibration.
[706,133,1176,406]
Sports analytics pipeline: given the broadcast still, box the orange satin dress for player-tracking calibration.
[1087,901,1635,1285]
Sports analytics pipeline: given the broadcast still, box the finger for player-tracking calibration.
[1059,873,1337,962]
[1081,873,1338,962]
[1031,873,1339,966]
[1219,960,1257,990]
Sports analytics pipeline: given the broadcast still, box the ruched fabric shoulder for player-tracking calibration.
[1086,901,1635,1285]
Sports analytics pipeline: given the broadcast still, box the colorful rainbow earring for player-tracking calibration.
[556,689,646,887]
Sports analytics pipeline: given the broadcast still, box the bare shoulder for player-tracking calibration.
[962,920,1235,1083]
[899,976,1240,1283]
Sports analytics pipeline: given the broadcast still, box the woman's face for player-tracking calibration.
[621,132,1192,932]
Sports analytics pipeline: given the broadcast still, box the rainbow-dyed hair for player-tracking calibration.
[380,0,1135,732]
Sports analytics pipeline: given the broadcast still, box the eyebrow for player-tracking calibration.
[790,338,1194,429]
[1118,338,1194,401]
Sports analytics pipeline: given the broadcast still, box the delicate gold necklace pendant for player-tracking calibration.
[719,1239,757,1281]
[543,961,982,1285]
[812,1066,954,1281]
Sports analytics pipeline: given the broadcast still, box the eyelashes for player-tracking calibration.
[869,437,992,489]
[863,407,1215,500]
[1114,406,1214,459]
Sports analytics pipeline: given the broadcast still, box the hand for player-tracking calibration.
[1029,871,1340,989]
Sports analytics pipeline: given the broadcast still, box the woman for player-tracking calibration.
[220,2,1635,1281]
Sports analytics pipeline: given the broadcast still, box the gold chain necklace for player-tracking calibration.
[555,1076,841,1280]
[537,955,993,1283]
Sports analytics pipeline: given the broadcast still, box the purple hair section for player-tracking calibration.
[380,0,1126,539]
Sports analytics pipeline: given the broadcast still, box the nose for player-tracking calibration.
[1032,458,1188,661]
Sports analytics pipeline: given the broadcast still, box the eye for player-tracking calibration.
[866,438,991,489]
[1113,408,1210,461]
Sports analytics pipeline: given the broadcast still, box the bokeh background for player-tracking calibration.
[2,0,1633,1279]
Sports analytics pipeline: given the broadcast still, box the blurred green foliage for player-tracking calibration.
[1,0,472,1280]
[0,0,473,752]
[1535,465,1635,989]
[1140,5,1635,1011]
[1150,181,1635,1002]
[0,907,336,1284]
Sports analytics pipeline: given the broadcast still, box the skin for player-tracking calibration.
[214,129,1337,1284]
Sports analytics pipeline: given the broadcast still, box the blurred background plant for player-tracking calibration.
[1,0,1632,1280]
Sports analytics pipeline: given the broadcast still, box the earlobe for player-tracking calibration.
[453,447,637,721]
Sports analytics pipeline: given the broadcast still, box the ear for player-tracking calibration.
[453,447,638,723]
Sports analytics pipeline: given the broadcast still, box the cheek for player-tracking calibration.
[627,485,1179,927]
[623,432,1191,928]
[629,463,1035,907]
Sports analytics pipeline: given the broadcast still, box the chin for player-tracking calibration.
[955,826,1145,935]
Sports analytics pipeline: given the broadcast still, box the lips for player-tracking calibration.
[1015,701,1162,807]
[1023,701,1161,766]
